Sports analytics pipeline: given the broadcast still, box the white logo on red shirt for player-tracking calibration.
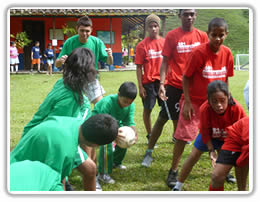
[202,66,227,79]
[177,42,201,53]
[212,128,227,138]
[148,49,163,59]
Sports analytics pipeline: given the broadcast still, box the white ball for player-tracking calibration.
[117,126,136,148]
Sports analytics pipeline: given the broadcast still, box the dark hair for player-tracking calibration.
[35,41,40,45]
[207,80,235,105]
[63,47,97,105]
[47,43,52,47]
[208,18,228,32]
[81,114,119,145]
[77,16,92,27]
[10,41,15,45]
[118,81,137,100]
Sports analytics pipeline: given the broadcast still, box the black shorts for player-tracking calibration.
[159,85,183,120]
[142,81,162,110]
[216,150,241,166]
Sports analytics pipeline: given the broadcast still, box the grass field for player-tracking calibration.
[9,70,249,191]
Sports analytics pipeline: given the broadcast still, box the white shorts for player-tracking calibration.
[47,59,54,65]
[86,79,105,102]
[10,58,19,65]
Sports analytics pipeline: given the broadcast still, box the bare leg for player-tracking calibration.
[171,139,187,171]
[210,163,233,189]
[143,108,152,135]
[148,116,168,149]
[178,147,203,183]
[77,158,96,191]
[235,164,249,191]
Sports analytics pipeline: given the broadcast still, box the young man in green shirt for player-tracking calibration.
[10,160,64,191]
[55,16,113,105]
[91,82,138,185]
[10,114,119,191]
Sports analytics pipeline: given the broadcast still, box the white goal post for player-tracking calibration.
[235,54,249,71]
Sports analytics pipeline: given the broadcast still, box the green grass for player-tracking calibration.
[10,70,249,191]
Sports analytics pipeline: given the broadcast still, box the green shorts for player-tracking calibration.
[73,146,88,169]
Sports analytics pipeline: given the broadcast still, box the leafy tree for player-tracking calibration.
[62,24,77,38]
[10,31,32,49]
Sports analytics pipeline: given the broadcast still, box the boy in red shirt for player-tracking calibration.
[172,80,246,191]
[167,17,234,188]
[141,9,208,169]
[209,116,249,191]
[135,14,165,144]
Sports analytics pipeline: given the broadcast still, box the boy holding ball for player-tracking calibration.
[91,82,138,185]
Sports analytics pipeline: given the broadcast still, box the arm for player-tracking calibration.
[158,56,169,101]
[182,75,194,120]
[136,64,146,99]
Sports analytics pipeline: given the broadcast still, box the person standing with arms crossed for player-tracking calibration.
[135,14,165,144]
[141,9,208,168]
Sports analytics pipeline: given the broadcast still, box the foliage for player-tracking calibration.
[121,25,143,49]
[10,31,32,49]
[62,24,77,38]
[10,70,249,191]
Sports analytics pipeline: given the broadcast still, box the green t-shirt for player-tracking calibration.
[58,35,108,70]
[10,116,81,180]
[92,94,135,127]
[10,160,63,191]
[22,78,91,137]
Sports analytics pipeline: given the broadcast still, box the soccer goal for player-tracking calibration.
[235,54,249,71]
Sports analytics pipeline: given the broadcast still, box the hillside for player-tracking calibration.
[165,9,249,52]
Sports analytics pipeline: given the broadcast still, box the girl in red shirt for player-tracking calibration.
[173,80,246,191]
[209,116,249,191]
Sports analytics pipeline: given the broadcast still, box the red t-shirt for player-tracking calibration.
[135,37,165,84]
[221,116,249,167]
[184,42,234,105]
[199,99,247,144]
[162,27,208,89]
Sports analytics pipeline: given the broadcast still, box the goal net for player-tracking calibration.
[235,54,249,71]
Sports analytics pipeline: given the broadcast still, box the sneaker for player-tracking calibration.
[113,164,127,170]
[226,173,236,183]
[37,70,41,73]
[167,169,178,188]
[65,181,74,191]
[98,174,115,184]
[172,187,180,191]
[172,137,177,143]
[96,178,102,191]
[186,141,192,145]
[141,151,153,167]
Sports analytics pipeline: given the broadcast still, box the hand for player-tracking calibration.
[105,48,113,57]
[115,128,125,145]
[182,101,194,120]
[139,86,146,99]
[59,55,68,64]
[158,85,168,101]
[209,151,217,168]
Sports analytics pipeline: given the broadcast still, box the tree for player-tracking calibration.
[10,31,32,49]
